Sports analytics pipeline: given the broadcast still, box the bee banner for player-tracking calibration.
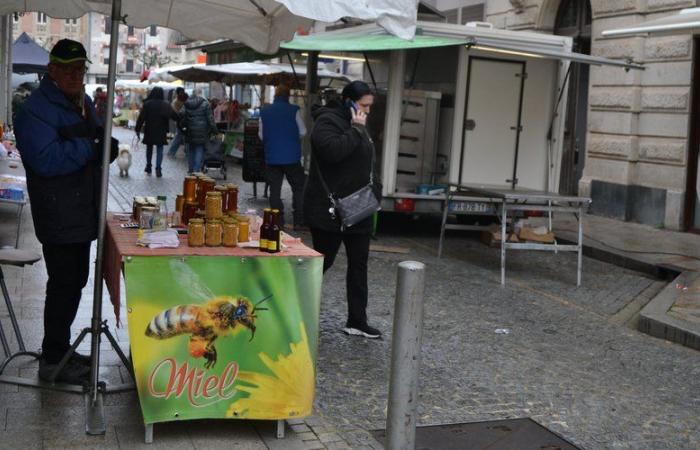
[124,255,323,424]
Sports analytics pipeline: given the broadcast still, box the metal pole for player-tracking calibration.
[5,15,12,129]
[0,16,7,128]
[386,261,426,450]
[302,51,318,171]
[89,0,121,410]
[577,204,583,287]
[501,200,507,285]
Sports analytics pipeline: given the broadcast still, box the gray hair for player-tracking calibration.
[192,88,203,97]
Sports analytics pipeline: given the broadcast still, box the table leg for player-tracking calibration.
[145,423,153,443]
[438,193,450,258]
[14,203,23,248]
[276,419,285,439]
[577,205,583,287]
[501,200,507,286]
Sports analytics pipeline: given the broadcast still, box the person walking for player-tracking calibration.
[304,81,381,339]
[167,87,188,157]
[180,88,218,173]
[14,39,117,384]
[259,84,307,228]
[135,87,174,177]
[93,86,108,123]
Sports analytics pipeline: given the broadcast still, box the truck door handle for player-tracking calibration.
[465,119,476,131]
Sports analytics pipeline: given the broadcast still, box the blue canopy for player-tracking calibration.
[12,32,49,74]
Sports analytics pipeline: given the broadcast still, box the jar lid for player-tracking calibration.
[223,216,237,223]
[207,218,222,224]
[206,191,223,197]
[190,218,204,224]
[215,185,227,191]
[185,175,196,180]
[227,184,239,189]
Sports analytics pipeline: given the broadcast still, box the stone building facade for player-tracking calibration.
[480,0,699,231]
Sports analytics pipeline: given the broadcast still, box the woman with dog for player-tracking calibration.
[135,87,176,178]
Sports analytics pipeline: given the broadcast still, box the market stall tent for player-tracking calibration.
[167,61,349,85]
[12,32,48,74]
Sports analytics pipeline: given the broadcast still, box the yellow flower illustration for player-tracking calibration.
[226,323,315,419]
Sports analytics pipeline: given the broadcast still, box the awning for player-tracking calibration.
[282,26,643,70]
[602,7,700,37]
[167,62,350,85]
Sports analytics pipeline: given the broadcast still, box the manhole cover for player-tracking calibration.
[371,418,580,450]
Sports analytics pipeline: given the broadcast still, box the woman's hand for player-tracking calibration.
[351,107,367,126]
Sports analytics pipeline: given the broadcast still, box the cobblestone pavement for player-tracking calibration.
[1,126,699,449]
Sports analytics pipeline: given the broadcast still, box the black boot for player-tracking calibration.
[156,168,162,178]
[145,165,152,175]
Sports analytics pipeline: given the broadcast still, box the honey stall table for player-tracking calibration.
[103,215,323,442]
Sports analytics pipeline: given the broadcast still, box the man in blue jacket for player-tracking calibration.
[259,84,307,228]
[14,39,116,384]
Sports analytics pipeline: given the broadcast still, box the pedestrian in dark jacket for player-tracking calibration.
[135,87,175,177]
[180,88,218,173]
[14,39,117,384]
[304,80,381,339]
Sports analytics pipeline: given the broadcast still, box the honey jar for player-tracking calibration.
[222,217,239,247]
[182,201,198,225]
[197,177,216,210]
[175,194,185,215]
[205,191,223,220]
[205,219,222,246]
[226,184,239,213]
[183,176,197,203]
[188,219,205,247]
[237,216,250,243]
[215,185,229,213]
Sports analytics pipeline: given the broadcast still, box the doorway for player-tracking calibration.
[684,37,700,232]
[555,0,592,195]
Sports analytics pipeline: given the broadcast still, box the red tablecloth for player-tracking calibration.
[103,214,320,323]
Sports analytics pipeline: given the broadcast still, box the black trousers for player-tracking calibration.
[310,228,370,326]
[41,241,91,363]
[266,163,306,226]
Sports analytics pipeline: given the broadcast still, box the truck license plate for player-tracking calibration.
[448,201,494,213]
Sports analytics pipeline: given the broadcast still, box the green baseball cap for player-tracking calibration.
[49,38,91,64]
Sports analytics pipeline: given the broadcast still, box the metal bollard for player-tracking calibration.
[386,261,426,450]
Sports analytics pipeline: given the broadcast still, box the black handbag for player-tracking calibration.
[314,126,381,230]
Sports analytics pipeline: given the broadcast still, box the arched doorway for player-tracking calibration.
[555,0,591,195]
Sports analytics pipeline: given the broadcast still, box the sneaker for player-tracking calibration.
[343,322,382,339]
[144,165,152,175]
[38,358,90,385]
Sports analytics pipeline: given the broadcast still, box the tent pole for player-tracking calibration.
[0,16,7,128]
[5,15,12,129]
[85,0,125,435]
[303,51,318,171]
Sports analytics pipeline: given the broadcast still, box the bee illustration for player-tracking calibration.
[144,259,272,368]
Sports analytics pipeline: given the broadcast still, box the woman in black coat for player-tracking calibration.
[135,87,174,177]
[304,81,381,339]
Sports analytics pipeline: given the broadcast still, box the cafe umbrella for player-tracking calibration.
[0,0,419,436]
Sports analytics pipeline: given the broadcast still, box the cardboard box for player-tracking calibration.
[481,225,519,247]
[518,226,555,244]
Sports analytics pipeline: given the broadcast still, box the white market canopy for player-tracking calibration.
[602,7,700,37]
[167,61,350,85]
[147,64,205,83]
[0,0,419,53]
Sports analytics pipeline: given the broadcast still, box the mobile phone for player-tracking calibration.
[345,99,358,113]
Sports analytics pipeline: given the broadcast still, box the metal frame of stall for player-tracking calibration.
[438,183,591,286]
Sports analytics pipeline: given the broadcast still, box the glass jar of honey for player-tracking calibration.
[237,216,250,243]
[182,201,198,225]
[226,184,239,213]
[183,176,197,203]
[215,185,229,213]
[222,217,239,247]
[188,218,205,247]
[198,178,216,210]
[205,219,222,246]
[175,194,185,215]
[205,191,223,220]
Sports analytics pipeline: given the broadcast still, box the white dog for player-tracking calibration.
[116,145,132,177]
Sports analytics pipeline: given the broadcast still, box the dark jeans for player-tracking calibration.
[310,228,370,326]
[266,163,306,226]
[41,241,91,363]
[145,144,164,170]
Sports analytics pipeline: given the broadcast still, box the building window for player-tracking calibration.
[65,18,78,25]
[128,25,134,36]
[150,25,157,36]
[105,16,112,34]
[126,59,134,72]
[36,12,47,24]
[103,47,110,67]
[12,13,19,23]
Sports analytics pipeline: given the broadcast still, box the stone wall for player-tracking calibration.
[484,0,696,229]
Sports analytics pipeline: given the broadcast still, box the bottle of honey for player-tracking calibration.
[269,209,281,253]
[259,208,271,253]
